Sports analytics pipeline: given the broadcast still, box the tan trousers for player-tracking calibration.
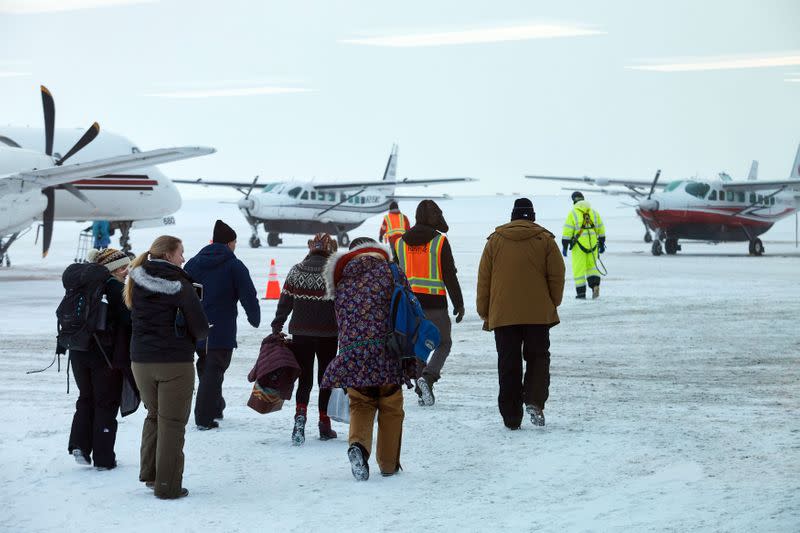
[347,385,404,474]
[132,361,194,499]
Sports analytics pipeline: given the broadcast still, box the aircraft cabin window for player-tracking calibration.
[301,191,308,200]
[709,190,717,200]
[718,191,725,201]
[727,191,734,201]
[327,192,336,201]
[310,191,316,200]
[749,193,756,203]
[770,197,775,205]
[685,182,710,199]
[131,146,140,154]
[757,195,764,204]
[736,192,745,203]
[288,187,302,198]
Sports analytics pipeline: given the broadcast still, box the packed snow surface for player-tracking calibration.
[1,194,798,532]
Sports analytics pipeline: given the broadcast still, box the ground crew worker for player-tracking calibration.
[395,200,464,406]
[378,201,410,249]
[562,191,606,299]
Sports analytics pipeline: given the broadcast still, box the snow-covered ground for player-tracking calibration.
[1,194,798,532]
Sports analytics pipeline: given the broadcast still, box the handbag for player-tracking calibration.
[247,382,284,414]
[327,387,350,423]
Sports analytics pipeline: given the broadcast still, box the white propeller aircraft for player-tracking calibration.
[527,144,800,256]
[175,145,475,247]
[0,86,215,265]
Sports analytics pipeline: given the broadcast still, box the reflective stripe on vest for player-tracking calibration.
[396,234,446,296]
[384,212,407,237]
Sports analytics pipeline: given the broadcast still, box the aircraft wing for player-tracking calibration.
[526,174,666,189]
[389,194,452,200]
[312,177,475,192]
[173,178,257,188]
[7,147,215,189]
[722,180,800,192]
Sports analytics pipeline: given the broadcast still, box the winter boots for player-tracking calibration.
[526,404,545,426]
[417,377,435,406]
[292,405,307,446]
[319,414,338,440]
[592,285,600,299]
[197,420,219,431]
[348,443,369,481]
[72,448,91,466]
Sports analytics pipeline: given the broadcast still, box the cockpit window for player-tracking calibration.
[261,183,279,193]
[0,135,21,148]
[287,187,302,198]
[685,182,710,199]
[664,180,683,192]
[301,191,308,200]
[131,146,140,154]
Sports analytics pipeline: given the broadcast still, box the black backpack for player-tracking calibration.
[56,263,112,353]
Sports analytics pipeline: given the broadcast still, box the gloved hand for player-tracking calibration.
[453,306,465,324]
[561,239,570,257]
[598,237,606,254]
[271,326,282,335]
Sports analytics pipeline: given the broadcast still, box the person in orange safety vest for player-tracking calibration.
[394,200,464,408]
[378,201,410,249]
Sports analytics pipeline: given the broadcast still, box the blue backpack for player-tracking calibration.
[385,263,440,363]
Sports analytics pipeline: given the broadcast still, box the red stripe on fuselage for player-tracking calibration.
[638,209,776,228]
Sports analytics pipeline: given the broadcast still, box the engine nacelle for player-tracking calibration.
[594,178,610,187]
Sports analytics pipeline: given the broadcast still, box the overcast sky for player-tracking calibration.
[1,0,799,197]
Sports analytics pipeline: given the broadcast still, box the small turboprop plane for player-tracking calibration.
[175,145,475,247]
[526,144,800,256]
[0,86,214,265]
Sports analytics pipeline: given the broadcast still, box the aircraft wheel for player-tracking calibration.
[249,235,261,248]
[651,240,663,256]
[749,238,764,256]
[644,232,653,243]
[665,238,679,255]
[267,233,282,247]
[338,232,351,248]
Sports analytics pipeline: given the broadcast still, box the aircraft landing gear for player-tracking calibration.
[249,235,261,248]
[749,238,764,256]
[0,232,20,267]
[118,222,132,256]
[651,240,663,256]
[337,231,350,248]
[644,232,653,243]
[267,232,282,247]
[665,238,681,255]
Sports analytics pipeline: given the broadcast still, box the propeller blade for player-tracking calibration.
[57,122,100,166]
[245,175,259,199]
[42,188,55,258]
[41,85,55,157]
[62,183,95,207]
[647,169,661,200]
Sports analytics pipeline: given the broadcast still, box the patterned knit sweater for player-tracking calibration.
[271,252,338,338]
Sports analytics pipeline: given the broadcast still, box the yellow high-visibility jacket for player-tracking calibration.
[562,201,605,251]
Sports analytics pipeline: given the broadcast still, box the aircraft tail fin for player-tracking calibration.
[791,143,800,180]
[382,144,398,182]
[747,160,758,181]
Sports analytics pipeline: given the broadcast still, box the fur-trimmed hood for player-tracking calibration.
[323,241,393,299]
[129,259,185,295]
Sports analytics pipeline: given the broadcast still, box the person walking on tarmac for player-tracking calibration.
[271,233,340,445]
[395,199,464,406]
[562,191,606,299]
[477,199,565,429]
[184,220,261,430]
[378,201,410,249]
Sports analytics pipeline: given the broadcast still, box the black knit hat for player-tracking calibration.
[415,199,448,233]
[511,198,535,221]
[212,220,237,244]
[571,191,585,204]
[389,200,399,211]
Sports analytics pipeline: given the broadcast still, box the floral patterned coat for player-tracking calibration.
[320,242,415,389]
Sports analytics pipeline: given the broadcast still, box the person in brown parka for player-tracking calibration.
[477,198,565,430]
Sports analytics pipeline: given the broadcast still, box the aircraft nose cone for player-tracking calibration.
[238,197,254,210]
[639,199,659,211]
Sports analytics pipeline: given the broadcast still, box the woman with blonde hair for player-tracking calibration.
[126,235,208,499]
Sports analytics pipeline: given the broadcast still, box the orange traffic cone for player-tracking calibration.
[263,258,281,300]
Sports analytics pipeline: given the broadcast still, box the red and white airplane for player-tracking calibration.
[526,144,800,256]
[0,86,214,265]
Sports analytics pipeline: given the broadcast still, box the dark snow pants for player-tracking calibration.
[68,350,122,468]
[494,325,550,428]
[418,307,452,384]
[194,347,232,426]
[292,335,337,413]
[132,361,194,499]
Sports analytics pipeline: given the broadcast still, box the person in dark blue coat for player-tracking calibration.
[184,220,261,429]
